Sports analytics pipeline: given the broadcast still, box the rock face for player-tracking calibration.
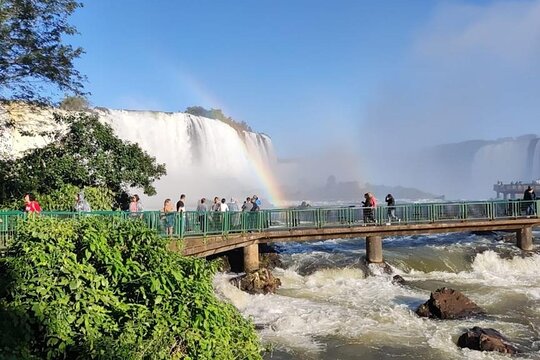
[457,327,517,354]
[416,287,483,319]
[236,268,281,295]
[392,275,406,285]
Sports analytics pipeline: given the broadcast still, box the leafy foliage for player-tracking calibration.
[185,106,253,132]
[0,216,262,359]
[0,113,166,209]
[38,184,114,211]
[59,95,90,111]
[0,0,85,102]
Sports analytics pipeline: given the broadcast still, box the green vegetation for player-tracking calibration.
[0,216,262,359]
[185,106,253,133]
[38,184,114,211]
[0,113,166,209]
[0,0,85,103]
[59,96,90,111]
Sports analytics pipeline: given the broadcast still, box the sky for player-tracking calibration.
[69,0,540,194]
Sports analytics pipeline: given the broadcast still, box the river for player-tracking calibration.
[214,231,540,359]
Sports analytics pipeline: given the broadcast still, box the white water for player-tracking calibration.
[214,234,540,359]
[0,105,278,209]
[97,109,277,208]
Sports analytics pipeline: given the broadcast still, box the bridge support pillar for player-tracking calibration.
[366,236,383,263]
[243,244,259,272]
[516,227,533,251]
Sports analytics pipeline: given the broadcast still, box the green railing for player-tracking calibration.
[0,199,539,247]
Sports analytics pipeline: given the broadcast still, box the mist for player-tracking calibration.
[359,1,540,199]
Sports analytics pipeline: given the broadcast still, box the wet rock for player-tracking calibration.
[235,268,281,295]
[260,252,283,269]
[416,287,484,319]
[457,327,517,354]
[392,275,406,285]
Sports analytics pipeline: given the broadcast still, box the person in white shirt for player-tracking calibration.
[219,198,229,212]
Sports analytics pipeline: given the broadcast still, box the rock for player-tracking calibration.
[260,252,283,269]
[236,268,281,295]
[416,287,484,319]
[392,275,406,285]
[457,327,518,354]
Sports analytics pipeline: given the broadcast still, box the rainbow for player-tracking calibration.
[242,141,287,208]
[173,66,287,207]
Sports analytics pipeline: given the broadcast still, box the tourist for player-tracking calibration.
[253,195,262,208]
[176,194,189,231]
[362,193,376,224]
[523,186,536,216]
[197,198,208,232]
[127,195,143,219]
[211,196,220,211]
[250,197,260,212]
[242,197,253,212]
[24,193,41,213]
[176,194,186,212]
[161,198,175,236]
[134,194,143,212]
[219,198,229,212]
[385,193,400,224]
[74,191,91,212]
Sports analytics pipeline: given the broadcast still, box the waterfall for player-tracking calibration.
[530,138,540,179]
[98,109,279,208]
[469,135,539,197]
[0,104,279,209]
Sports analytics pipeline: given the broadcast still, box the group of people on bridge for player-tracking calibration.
[160,194,263,235]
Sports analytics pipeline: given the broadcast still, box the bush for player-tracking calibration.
[0,216,262,359]
[38,184,115,211]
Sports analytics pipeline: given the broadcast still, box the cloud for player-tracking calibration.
[415,1,540,67]
[360,0,540,196]
[363,0,540,148]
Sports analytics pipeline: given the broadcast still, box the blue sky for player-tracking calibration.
[70,0,540,158]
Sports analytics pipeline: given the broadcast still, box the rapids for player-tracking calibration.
[214,232,540,359]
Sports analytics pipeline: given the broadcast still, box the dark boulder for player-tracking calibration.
[457,327,517,354]
[235,268,281,295]
[416,287,483,319]
[392,275,406,285]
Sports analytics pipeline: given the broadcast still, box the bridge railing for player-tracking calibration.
[0,199,538,245]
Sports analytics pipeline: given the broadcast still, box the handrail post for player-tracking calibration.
[178,212,184,238]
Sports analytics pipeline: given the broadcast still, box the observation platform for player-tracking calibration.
[493,182,540,199]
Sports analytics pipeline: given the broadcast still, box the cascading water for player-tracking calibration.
[0,104,279,208]
[418,135,540,199]
[470,135,536,196]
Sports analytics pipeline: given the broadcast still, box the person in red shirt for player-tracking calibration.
[24,193,42,213]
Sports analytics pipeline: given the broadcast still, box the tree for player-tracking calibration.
[59,95,90,111]
[0,0,85,102]
[0,113,167,209]
[184,105,253,132]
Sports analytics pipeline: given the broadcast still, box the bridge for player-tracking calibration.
[1,199,539,272]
